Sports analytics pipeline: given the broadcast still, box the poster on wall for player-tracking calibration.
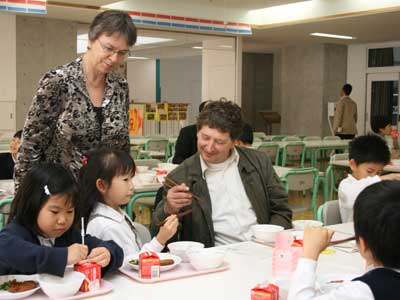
[129,103,144,137]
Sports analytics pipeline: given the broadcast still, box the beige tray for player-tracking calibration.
[120,262,229,283]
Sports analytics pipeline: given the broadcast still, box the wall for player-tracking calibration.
[241,53,274,132]
[160,56,202,124]
[127,59,156,102]
[279,43,347,136]
[322,44,348,136]
[16,16,77,129]
[0,12,16,135]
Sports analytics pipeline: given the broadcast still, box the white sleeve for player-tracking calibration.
[287,258,374,300]
[338,176,380,222]
[140,237,164,253]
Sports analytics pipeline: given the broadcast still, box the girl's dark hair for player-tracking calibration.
[9,163,78,235]
[88,10,137,46]
[79,148,135,224]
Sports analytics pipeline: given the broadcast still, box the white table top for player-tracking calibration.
[253,140,350,150]
[95,222,363,300]
[331,160,400,173]
[130,137,177,145]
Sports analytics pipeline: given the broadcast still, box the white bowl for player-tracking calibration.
[187,248,225,271]
[292,220,323,231]
[157,163,178,172]
[137,171,156,183]
[39,270,85,299]
[168,241,205,262]
[250,224,284,243]
[136,166,149,173]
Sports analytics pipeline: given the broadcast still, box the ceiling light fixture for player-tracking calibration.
[192,46,203,49]
[127,56,149,60]
[310,32,356,40]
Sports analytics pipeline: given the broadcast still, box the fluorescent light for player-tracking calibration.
[219,45,233,48]
[135,36,174,45]
[128,56,149,60]
[192,46,203,50]
[310,33,356,40]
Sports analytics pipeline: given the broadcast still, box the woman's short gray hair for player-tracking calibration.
[88,10,137,46]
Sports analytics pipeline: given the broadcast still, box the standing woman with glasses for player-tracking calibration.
[15,10,136,189]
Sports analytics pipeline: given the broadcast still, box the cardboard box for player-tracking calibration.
[74,262,101,292]
[139,252,160,279]
[251,283,279,300]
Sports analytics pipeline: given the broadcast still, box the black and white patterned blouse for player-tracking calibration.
[15,57,130,187]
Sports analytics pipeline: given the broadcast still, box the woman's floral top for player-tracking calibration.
[15,57,130,187]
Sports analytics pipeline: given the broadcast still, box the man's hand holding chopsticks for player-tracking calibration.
[165,183,193,215]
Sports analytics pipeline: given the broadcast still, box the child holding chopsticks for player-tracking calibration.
[80,148,178,258]
[0,163,123,276]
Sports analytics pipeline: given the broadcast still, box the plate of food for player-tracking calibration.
[0,274,40,299]
[317,273,360,293]
[127,253,181,272]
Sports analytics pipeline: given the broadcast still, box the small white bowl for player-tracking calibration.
[137,171,156,184]
[39,270,85,299]
[250,224,284,243]
[168,241,205,262]
[136,166,149,173]
[157,163,178,172]
[187,248,225,271]
[292,220,323,231]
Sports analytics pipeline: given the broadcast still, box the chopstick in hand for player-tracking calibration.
[329,236,355,246]
[164,177,202,203]
[157,209,193,227]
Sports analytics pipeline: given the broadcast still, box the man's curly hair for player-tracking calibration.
[196,100,243,140]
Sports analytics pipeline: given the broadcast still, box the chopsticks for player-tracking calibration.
[157,209,193,227]
[156,177,201,227]
[329,236,355,246]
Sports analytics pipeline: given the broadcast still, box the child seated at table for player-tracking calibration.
[370,116,400,154]
[0,130,21,179]
[80,148,178,258]
[0,163,123,276]
[288,180,400,300]
[338,134,400,222]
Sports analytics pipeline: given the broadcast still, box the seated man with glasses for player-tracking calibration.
[151,100,292,247]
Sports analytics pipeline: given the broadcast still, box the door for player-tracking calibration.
[366,73,399,133]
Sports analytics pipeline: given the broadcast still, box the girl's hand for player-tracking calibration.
[82,247,111,267]
[156,214,179,245]
[67,243,88,265]
[301,227,334,261]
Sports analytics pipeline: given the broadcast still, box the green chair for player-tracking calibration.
[317,200,341,225]
[281,168,319,219]
[125,191,158,220]
[281,142,306,168]
[257,143,280,165]
[271,135,286,142]
[282,136,301,142]
[0,197,13,230]
[323,153,349,202]
[145,138,170,162]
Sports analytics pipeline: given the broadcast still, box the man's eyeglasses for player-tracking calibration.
[97,40,130,58]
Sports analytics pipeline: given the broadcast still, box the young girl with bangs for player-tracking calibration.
[80,148,178,258]
[0,163,123,276]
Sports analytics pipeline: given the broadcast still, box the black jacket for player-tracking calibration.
[0,153,14,179]
[172,124,198,164]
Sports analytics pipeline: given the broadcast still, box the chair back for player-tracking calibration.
[282,168,318,191]
[282,142,305,167]
[133,222,151,244]
[257,143,280,165]
[135,159,162,169]
[146,139,169,153]
[271,135,286,141]
[329,153,349,162]
[0,197,13,230]
[317,200,342,225]
[303,136,321,141]
[282,136,301,141]
[323,136,340,141]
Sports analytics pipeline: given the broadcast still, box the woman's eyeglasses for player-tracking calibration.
[97,40,130,59]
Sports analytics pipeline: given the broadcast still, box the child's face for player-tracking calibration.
[9,137,21,154]
[37,194,75,238]
[379,124,392,136]
[349,159,385,180]
[102,173,134,210]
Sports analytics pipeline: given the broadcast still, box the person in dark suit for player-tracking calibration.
[172,101,210,164]
[0,130,22,180]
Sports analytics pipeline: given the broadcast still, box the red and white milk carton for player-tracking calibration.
[251,283,279,300]
[139,251,160,279]
[74,262,101,292]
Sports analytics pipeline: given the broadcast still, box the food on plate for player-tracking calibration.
[130,259,174,266]
[327,280,344,284]
[0,279,37,293]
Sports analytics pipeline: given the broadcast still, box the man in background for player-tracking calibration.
[172,101,210,164]
[333,83,357,139]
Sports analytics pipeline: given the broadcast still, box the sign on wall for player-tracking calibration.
[0,0,46,14]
